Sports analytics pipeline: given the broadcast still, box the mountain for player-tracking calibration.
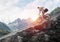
[0,22,11,36]
[0,7,60,42]
[0,12,60,42]
[50,7,60,17]
[8,18,32,31]
[8,7,60,31]
[0,22,11,31]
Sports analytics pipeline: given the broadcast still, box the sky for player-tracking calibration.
[0,0,60,24]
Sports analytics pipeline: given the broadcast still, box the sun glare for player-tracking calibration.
[31,15,39,21]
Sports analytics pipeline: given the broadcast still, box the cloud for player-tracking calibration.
[38,0,60,12]
[0,0,60,23]
[0,0,22,23]
[19,0,39,20]
[0,0,35,23]
[20,0,60,20]
[17,0,34,7]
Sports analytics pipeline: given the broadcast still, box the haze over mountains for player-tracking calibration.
[8,7,60,31]
[0,7,60,42]
[8,18,33,31]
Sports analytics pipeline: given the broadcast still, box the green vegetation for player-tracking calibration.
[0,22,11,37]
[0,30,10,36]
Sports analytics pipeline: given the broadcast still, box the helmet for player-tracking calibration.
[44,8,48,13]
